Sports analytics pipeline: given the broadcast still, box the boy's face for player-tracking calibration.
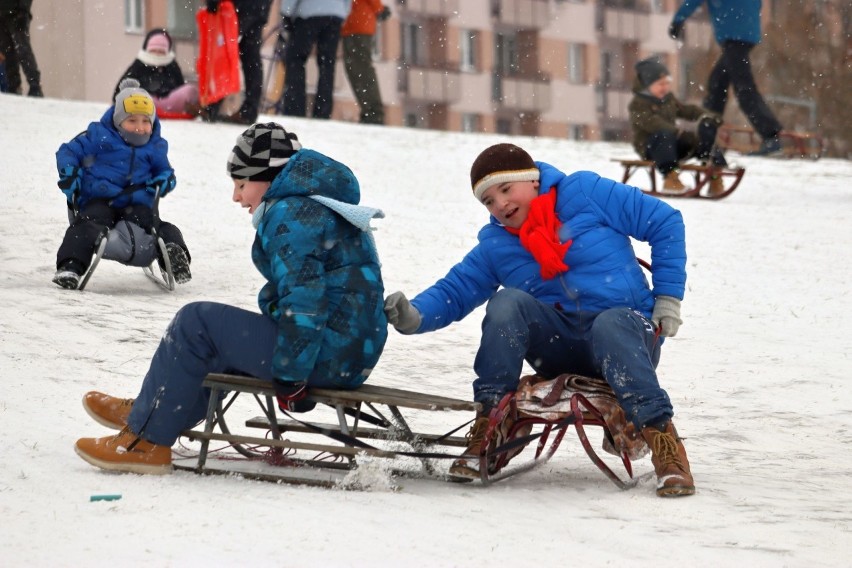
[480,180,540,229]
[120,115,153,135]
[232,179,271,214]
[648,76,672,99]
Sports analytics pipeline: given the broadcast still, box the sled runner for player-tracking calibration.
[613,159,745,200]
[717,126,825,160]
[71,187,176,292]
[176,373,650,490]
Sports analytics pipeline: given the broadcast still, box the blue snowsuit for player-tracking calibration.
[410,163,686,429]
[127,150,387,445]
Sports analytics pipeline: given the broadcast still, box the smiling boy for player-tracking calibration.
[383,143,695,497]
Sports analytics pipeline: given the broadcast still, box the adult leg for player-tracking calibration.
[282,18,317,117]
[342,34,384,124]
[234,0,272,122]
[56,199,115,271]
[127,302,277,446]
[312,16,343,119]
[703,52,730,115]
[9,9,41,95]
[720,41,782,139]
[589,308,670,430]
[0,16,21,93]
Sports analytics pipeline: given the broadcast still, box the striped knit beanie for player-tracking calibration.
[470,143,540,200]
[227,123,302,181]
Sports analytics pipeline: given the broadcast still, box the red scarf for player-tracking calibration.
[504,188,572,280]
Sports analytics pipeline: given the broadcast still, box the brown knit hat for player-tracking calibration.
[470,143,540,200]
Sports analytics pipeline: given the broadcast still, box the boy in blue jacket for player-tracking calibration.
[53,78,191,289]
[384,143,694,497]
[74,123,387,475]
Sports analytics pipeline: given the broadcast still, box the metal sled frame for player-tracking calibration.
[177,374,482,487]
[614,159,745,200]
[475,393,649,490]
[72,188,175,292]
[717,126,826,160]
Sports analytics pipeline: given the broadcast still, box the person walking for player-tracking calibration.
[669,0,783,156]
[0,0,42,96]
[206,0,273,124]
[341,0,390,125]
[280,0,351,119]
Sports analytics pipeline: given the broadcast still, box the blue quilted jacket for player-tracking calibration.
[410,163,686,333]
[252,149,387,388]
[55,108,173,210]
[672,0,763,45]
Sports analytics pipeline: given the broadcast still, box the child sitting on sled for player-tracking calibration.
[383,143,695,497]
[74,123,387,474]
[114,29,200,117]
[628,57,727,195]
[53,78,191,289]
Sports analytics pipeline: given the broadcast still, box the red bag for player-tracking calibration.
[196,1,241,106]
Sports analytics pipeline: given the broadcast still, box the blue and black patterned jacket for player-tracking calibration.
[252,149,387,388]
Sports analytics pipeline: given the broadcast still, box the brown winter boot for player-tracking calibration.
[75,426,172,475]
[641,421,695,497]
[706,170,725,197]
[662,170,686,192]
[82,391,134,430]
[448,415,491,481]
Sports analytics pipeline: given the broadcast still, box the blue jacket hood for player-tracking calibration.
[265,149,360,204]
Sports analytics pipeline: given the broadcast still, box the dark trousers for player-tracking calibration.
[283,16,343,119]
[56,199,187,270]
[704,40,782,140]
[0,10,41,94]
[232,0,272,122]
[471,289,671,429]
[644,119,718,174]
[342,34,384,124]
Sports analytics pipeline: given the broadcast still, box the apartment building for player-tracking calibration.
[25,1,779,143]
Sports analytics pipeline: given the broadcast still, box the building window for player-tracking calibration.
[460,29,477,72]
[496,117,512,135]
[570,124,585,141]
[495,33,519,77]
[125,0,144,32]
[401,22,422,65]
[567,44,585,84]
[168,1,196,39]
[404,112,420,128]
[461,113,479,133]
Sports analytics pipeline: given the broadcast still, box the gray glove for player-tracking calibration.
[651,295,683,338]
[384,291,421,334]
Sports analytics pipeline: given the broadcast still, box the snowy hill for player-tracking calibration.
[1,93,850,567]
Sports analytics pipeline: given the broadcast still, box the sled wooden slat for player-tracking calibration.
[183,429,399,458]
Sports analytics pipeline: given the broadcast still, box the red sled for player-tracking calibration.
[196,1,241,107]
[156,109,196,121]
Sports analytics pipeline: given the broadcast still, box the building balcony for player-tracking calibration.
[399,0,460,18]
[492,73,551,113]
[491,0,550,29]
[596,6,650,41]
[400,65,461,104]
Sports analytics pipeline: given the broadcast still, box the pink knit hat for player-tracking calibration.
[146,33,171,54]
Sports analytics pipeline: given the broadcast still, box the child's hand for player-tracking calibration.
[384,291,422,334]
[146,172,176,196]
[58,166,81,203]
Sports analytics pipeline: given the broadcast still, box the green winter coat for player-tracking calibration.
[628,77,714,157]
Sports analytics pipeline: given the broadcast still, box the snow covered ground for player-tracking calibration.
[1,94,850,567]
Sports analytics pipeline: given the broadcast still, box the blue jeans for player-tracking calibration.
[472,289,672,429]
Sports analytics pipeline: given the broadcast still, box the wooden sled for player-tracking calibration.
[177,374,481,487]
[613,159,745,200]
[717,126,826,160]
[472,375,653,489]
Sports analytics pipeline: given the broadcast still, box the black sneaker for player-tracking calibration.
[749,135,783,156]
[52,260,83,290]
[166,244,192,284]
